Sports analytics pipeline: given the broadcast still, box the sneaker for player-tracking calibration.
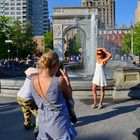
[33,127,39,137]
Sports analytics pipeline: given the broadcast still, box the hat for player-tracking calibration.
[25,67,39,76]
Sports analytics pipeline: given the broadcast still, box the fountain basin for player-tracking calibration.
[113,66,140,100]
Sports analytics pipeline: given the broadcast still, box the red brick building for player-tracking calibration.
[98,28,130,48]
[34,36,44,52]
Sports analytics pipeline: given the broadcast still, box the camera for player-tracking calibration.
[56,62,64,77]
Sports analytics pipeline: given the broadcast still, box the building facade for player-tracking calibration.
[0,0,27,22]
[135,0,140,24]
[98,28,130,59]
[30,0,50,35]
[82,0,115,28]
[0,0,50,35]
[34,36,44,51]
[99,28,130,47]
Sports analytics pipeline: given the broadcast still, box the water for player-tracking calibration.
[86,12,98,75]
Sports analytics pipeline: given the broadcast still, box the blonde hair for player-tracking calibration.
[38,50,59,69]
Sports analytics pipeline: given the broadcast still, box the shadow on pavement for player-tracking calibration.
[0,102,18,113]
[128,84,140,99]
[76,133,116,140]
[75,103,140,127]
[0,101,35,140]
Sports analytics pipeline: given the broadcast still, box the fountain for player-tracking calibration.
[87,12,98,75]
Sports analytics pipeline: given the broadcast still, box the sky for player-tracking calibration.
[48,0,138,28]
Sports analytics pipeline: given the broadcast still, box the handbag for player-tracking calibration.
[37,77,77,123]
[66,99,77,123]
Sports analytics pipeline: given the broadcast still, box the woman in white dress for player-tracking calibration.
[92,48,112,109]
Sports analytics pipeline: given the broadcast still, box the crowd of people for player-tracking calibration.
[0,57,20,70]
[63,54,81,63]
[0,54,40,71]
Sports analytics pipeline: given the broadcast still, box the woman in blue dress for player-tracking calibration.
[30,50,77,140]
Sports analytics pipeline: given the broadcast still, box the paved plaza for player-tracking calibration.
[0,96,140,140]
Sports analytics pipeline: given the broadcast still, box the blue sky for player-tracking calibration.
[48,0,138,28]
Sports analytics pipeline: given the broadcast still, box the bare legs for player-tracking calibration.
[92,84,105,109]
[91,84,98,108]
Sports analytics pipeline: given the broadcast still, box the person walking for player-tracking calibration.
[91,48,112,109]
[30,50,77,140]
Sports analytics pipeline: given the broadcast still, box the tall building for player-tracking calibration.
[0,0,27,22]
[82,0,115,29]
[29,0,50,35]
[135,0,140,24]
[0,0,50,35]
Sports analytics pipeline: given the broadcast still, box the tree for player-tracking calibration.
[43,31,53,51]
[0,16,37,59]
[120,24,127,29]
[65,33,82,56]
[122,24,140,64]
[11,20,37,58]
[0,16,13,58]
[122,24,140,56]
[133,24,140,55]
[122,33,131,54]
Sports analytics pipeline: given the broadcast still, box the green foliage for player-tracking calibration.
[43,31,53,51]
[65,33,82,56]
[120,24,127,29]
[0,16,37,59]
[133,24,140,55]
[122,24,140,55]
[122,33,131,53]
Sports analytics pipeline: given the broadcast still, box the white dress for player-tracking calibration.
[92,62,107,86]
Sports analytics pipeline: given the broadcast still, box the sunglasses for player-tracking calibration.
[97,53,102,55]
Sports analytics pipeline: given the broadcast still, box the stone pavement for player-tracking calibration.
[0,96,140,140]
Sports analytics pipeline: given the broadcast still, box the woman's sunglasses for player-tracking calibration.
[97,53,102,55]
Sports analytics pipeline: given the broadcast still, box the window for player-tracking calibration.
[17,16,21,19]
[17,3,21,6]
[17,12,21,15]
[5,3,9,6]
[17,7,21,10]
[116,36,119,40]
[11,3,15,6]
[11,12,15,15]
[5,12,9,15]
[5,7,9,10]
[11,7,15,10]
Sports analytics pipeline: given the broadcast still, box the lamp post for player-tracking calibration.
[131,27,134,57]
[5,39,13,59]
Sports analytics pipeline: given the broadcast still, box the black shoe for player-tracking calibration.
[24,124,32,130]
[24,123,35,130]
[132,128,140,138]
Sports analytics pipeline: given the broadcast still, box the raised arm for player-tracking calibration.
[102,48,112,64]
[58,69,72,100]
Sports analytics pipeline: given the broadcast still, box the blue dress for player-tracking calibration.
[31,76,77,140]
